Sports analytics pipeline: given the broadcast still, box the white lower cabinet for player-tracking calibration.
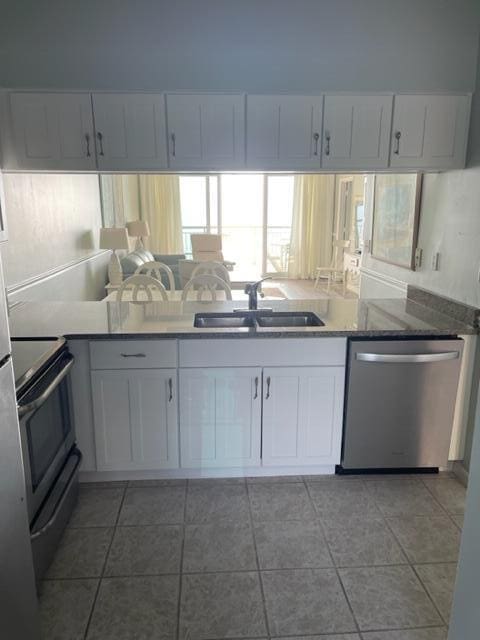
[179,368,262,468]
[262,367,345,466]
[91,368,178,471]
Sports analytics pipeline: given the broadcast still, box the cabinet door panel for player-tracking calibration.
[10,92,95,170]
[247,95,323,169]
[92,371,135,470]
[92,93,168,170]
[92,369,178,471]
[299,368,344,462]
[167,94,245,169]
[263,371,301,460]
[323,95,392,169]
[262,367,345,467]
[390,94,471,169]
[179,368,261,468]
[131,370,178,468]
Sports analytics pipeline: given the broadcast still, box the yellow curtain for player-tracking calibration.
[138,175,183,254]
[288,175,336,279]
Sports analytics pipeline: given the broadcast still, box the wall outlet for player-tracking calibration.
[414,247,423,269]
[431,252,440,271]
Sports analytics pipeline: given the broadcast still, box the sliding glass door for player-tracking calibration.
[264,176,294,276]
[179,174,295,281]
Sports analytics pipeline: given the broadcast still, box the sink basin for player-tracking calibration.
[256,311,325,327]
[194,312,255,328]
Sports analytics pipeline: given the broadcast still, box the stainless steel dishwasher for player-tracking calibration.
[341,338,463,471]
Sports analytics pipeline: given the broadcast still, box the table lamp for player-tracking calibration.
[99,227,130,285]
[127,220,150,250]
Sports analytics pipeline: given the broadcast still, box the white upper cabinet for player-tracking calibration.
[322,95,393,169]
[166,94,245,170]
[9,92,96,170]
[246,95,323,169]
[92,93,168,170]
[390,94,471,170]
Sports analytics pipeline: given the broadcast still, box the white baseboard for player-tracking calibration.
[79,465,336,483]
[452,460,469,487]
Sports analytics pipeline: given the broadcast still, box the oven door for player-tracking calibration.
[18,350,75,524]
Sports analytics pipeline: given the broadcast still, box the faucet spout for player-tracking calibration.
[244,277,272,310]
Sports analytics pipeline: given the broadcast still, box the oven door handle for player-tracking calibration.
[18,355,74,418]
[31,448,82,541]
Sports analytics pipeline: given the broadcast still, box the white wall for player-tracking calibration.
[0,173,108,301]
[448,380,480,640]
[360,168,480,307]
[0,1,478,93]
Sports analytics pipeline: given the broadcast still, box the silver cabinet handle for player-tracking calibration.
[313,132,320,156]
[356,351,460,364]
[265,376,271,399]
[120,353,146,358]
[97,131,105,156]
[18,356,74,418]
[168,377,173,402]
[394,131,401,154]
[171,133,176,157]
[325,132,330,156]
[253,376,259,399]
[85,133,91,157]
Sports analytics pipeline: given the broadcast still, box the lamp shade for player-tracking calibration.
[126,220,150,238]
[99,227,130,251]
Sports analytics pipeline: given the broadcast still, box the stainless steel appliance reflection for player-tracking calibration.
[12,337,82,585]
[342,338,464,471]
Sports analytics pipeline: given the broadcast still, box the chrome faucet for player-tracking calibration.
[244,277,272,310]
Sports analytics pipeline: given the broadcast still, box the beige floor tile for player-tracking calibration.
[387,516,461,563]
[339,565,442,631]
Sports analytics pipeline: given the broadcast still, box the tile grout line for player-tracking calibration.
[246,481,272,638]
[176,479,189,640]
[411,562,452,627]
[373,491,455,629]
[303,478,362,636]
[420,476,466,531]
[82,484,127,640]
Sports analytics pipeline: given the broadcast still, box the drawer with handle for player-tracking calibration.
[89,340,177,369]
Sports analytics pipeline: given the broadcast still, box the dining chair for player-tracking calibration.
[181,274,233,301]
[134,260,175,291]
[191,261,231,283]
[314,240,351,294]
[116,274,169,302]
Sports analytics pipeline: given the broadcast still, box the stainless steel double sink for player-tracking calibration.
[193,310,325,329]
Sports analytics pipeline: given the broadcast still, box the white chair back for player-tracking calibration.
[181,274,232,301]
[116,274,168,303]
[191,261,230,284]
[135,260,175,291]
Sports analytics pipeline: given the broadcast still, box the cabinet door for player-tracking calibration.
[179,367,261,468]
[322,95,393,169]
[246,95,323,169]
[92,369,178,471]
[262,367,345,467]
[390,94,471,170]
[92,93,168,170]
[166,94,245,170]
[9,92,95,170]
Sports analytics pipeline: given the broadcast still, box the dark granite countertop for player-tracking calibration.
[8,298,476,340]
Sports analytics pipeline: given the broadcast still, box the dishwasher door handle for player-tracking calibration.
[356,351,460,364]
